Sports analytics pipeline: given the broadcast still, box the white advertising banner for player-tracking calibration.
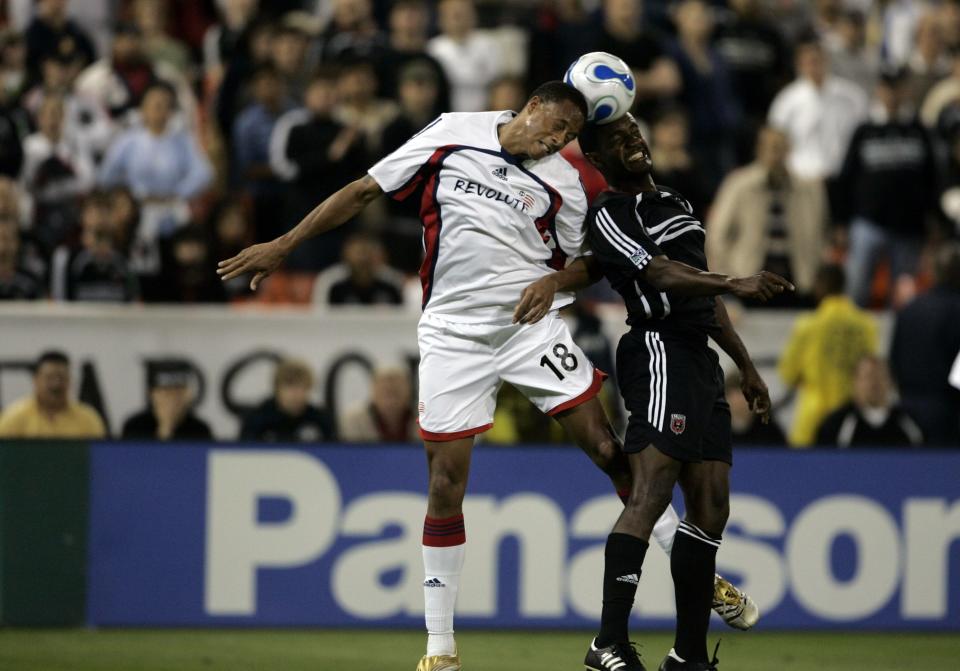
[0,304,891,438]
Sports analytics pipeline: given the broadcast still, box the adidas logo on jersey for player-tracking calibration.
[616,573,639,585]
[424,578,446,588]
[491,166,509,181]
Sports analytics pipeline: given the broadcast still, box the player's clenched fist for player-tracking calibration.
[729,271,794,302]
[217,240,289,290]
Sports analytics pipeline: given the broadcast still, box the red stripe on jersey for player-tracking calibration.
[417,146,456,308]
[535,182,567,271]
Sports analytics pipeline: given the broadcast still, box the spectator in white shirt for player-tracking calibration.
[427,0,501,112]
[768,33,868,180]
[20,94,95,252]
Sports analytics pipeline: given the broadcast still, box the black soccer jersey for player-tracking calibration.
[587,186,719,340]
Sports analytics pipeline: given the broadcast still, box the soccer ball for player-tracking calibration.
[563,52,636,124]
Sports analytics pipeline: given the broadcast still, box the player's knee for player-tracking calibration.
[708,495,730,532]
[592,433,624,475]
[626,471,673,517]
[649,477,675,514]
[686,487,729,535]
[427,463,467,507]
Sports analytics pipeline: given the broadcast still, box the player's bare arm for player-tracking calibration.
[216,175,383,289]
[643,257,795,301]
[712,296,772,423]
[516,254,794,325]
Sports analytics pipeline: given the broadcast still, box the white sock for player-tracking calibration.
[423,543,465,657]
[652,504,681,556]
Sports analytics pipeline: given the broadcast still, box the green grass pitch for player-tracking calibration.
[0,629,957,670]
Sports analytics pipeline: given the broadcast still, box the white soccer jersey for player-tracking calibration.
[367,111,588,324]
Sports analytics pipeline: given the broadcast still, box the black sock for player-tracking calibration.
[671,520,721,662]
[596,532,648,647]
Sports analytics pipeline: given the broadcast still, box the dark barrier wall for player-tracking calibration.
[0,441,89,626]
[86,443,960,630]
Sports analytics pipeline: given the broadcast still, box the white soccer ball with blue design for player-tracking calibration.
[563,52,636,125]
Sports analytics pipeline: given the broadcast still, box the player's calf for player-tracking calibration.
[420,439,472,666]
[555,396,632,492]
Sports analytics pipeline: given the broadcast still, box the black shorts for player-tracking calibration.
[616,329,732,464]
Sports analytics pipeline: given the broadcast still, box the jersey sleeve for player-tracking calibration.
[367,115,449,201]
[588,203,663,273]
[552,177,590,257]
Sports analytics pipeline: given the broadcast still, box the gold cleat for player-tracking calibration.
[713,573,760,630]
[415,648,461,671]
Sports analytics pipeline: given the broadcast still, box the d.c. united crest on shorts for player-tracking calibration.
[670,413,686,435]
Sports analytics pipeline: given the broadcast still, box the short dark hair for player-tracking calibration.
[815,263,846,296]
[795,28,823,52]
[81,191,112,214]
[143,80,177,106]
[171,224,209,249]
[934,241,960,290]
[528,80,588,120]
[578,115,631,157]
[310,65,341,85]
[577,121,603,156]
[251,63,281,83]
[274,24,307,40]
[35,350,69,372]
[392,0,428,12]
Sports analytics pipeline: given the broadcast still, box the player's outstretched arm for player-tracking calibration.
[712,296,772,423]
[643,256,795,301]
[217,175,383,290]
[513,255,602,324]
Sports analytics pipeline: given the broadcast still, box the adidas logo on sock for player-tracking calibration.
[616,573,639,585]
[423,578,446,588]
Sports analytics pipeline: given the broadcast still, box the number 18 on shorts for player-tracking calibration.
[416,311,606,441]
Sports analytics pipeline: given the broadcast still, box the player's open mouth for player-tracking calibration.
[539,141,551,154]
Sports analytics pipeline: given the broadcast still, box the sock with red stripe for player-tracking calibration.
[422,514,466,657]
[617,488,681,556]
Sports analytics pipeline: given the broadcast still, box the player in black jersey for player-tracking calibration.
[515,113,792,671]
[584,115,792,671]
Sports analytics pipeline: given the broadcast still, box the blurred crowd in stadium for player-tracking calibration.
[0,0,959,446]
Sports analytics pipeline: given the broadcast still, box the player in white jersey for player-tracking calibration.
[218,82,762,671]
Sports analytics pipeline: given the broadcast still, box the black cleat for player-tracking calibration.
[657,642,721,671]
[585,638,647,671]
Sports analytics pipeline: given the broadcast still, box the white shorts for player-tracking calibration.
[416,310,606,440]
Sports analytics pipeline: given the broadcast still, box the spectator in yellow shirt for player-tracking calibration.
[0,350,106,439]
[779,265,878,446]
